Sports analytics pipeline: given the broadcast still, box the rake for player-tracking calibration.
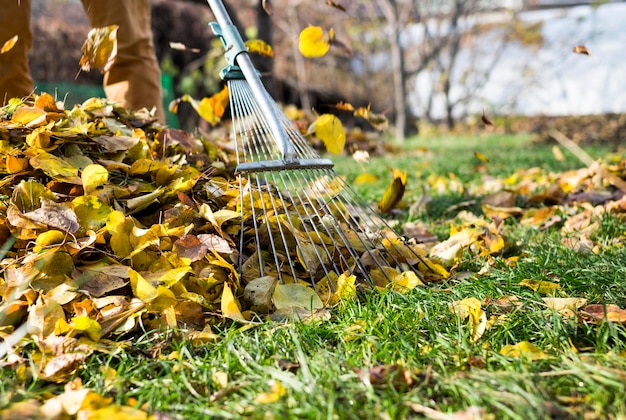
[207,0,427,291]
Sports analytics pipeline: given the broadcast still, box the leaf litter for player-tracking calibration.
[1,90,626,416]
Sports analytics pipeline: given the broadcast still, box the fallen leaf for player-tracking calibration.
[449,297,487,342]
[581,304,626,323]
[221,282,246,321]
[500,341,547,360]
[519,279,561,295]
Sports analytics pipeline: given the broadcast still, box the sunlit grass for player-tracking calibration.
[2,132,626,419]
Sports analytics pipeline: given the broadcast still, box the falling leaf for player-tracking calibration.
[169,41,200,53]
[1,35,18,54]
[474,151,490,162]
[80,25,118,72]
[481,109,493,126]
[354,105,388,131]
[315,114,345,154]
[335,101,354,111]
[327,1,347,13]
[449,297,487,342]
[500,341,547,360]
[572,45,590,55]
[352,150,370,164]
[552,145,565,161]
[245,39,274,57]
[299,26,330,58]
[378,168,407,213]
[261,0,271,14]
[175,88,229,126]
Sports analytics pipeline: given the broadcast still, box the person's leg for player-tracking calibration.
[81,0,164,122]
[0,0,34,104]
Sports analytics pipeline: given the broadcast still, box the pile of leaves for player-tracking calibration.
[0,93,445,387]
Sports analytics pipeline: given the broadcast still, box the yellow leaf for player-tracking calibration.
[11,106,47,127]
[334,271,357,302]
[474,151,490,162]
[1,35,18,54]
[29,151,79,179]
[81,164,109,195]
[70,315,102,341]
[392,270,424,291]
[315,114,345,154]
[245,39,274,57]
[255,380,287,403]
[299,26,330,58]
[179,87,229,126]
[354,173,379,185]
[129,269,157,302]
[80,25,118,72]
[106,211,134,258]
[519,279,561,295]
[273,283,323,311]
[449,297,487,342]
[221,282,245,321]
[72,195,112,235]
[6,155,29,174]
[500,341,547,360]
[354,106,388,131]
[378,169,407,213]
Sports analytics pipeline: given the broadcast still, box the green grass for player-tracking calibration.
[3,132,626,419]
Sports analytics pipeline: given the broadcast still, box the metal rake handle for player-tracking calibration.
[207,0,297,162]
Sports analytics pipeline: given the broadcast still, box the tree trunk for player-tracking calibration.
[379,0,407,142]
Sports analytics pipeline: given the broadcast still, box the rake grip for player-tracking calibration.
[207,0,297,162]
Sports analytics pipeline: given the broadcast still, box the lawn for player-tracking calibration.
[2,128,626,419]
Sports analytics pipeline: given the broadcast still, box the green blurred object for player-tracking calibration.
[33,74,178,128]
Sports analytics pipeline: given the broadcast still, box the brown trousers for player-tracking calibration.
[0,0,164,123]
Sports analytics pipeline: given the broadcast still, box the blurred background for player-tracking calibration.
[29,0,626,143]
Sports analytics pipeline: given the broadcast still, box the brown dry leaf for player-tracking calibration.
[22,200,80,234]
[581,304,626,323]
[80,25,118,72]
[169,41,200,53]
[572,45,590,55]
[481,108,493,126]
[327,1,347,13]
[355,364,416,388]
